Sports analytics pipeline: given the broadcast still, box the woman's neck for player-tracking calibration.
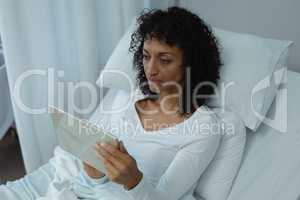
[153,90,182,114]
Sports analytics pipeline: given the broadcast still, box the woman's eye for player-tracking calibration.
[160,59,171,64]
[143,54,150,61]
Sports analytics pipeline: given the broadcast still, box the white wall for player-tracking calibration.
[152,0,300,72]
[2,0,299,71]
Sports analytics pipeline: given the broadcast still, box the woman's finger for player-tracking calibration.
[94,144,126,170]
[96,154,118,177]
[99,142,127,160]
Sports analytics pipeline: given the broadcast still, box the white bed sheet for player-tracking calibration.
[228,70,300,200]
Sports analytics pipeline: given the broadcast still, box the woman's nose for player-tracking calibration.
[147,58,159,76]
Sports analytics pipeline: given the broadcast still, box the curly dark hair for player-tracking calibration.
[129,6,222,114]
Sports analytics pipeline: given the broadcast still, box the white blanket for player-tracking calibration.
[0,147,82,200]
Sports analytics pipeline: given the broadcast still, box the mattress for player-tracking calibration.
[227,70,300,200]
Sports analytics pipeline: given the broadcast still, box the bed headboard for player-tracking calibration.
[152,0,300,72]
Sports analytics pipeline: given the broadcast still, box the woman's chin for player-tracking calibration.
[148,80,165,94]
[149,87,158,93]
[149,84,160,93]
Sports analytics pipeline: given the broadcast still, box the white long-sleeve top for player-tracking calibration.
[0,90,246,200]
[71,91,223,200]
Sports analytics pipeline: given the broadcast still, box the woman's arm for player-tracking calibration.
[125,134,221,200]
[96,133,221,200]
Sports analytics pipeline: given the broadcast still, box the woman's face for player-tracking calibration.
[142,37,184,94]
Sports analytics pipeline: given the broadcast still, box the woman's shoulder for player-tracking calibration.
[191,105,223,129]
[187,106,246,139]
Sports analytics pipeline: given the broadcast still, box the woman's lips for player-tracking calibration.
[148,78,161,84]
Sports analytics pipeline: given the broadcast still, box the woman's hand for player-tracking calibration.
[94,141,143,190]
[83,162,105,179]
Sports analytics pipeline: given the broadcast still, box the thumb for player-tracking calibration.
[120,141,128,154]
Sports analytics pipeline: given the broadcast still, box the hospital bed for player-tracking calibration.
[227,69,300,200]
[0,69,299,200]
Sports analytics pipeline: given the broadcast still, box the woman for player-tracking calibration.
[81,6,223,199]
[1,7,246,200]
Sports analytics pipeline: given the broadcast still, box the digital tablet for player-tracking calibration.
[49,106,118,174]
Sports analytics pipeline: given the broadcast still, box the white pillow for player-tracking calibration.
[96,19,138,91]
[194,107,247,200]
[208,28,292,131]
[96,17,292,131]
